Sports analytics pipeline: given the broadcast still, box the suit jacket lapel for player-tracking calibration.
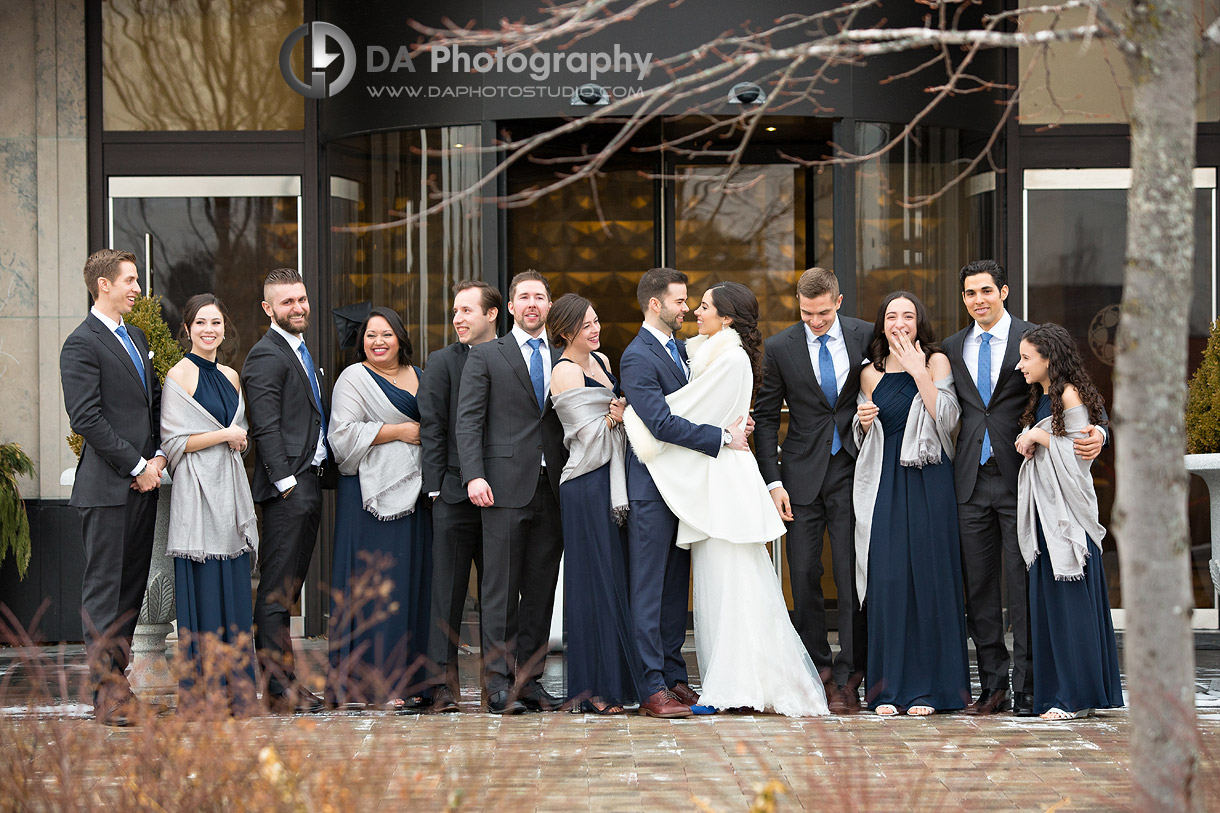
[786,325,828,406]
[946,329,986,409]
[268,329,320,417]
[992,318,1025,398]
[837,320,870,408]
[641,329,687,389]
[498,335,538,403]
[89,314,150,399]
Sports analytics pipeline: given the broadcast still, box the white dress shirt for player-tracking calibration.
[90,306,165,476]
[805,317,849,394]
[963,309,1011,394]
[269,321,328,493]
[511,324,552,466]
[642,322,688,379]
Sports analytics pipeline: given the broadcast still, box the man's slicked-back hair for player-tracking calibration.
[508,269,550,301]
[83,248,138,300]
[959,259,1006,291]
[452,279,503,314]
[262,267,305,301]
[636,267,688,314]
[796,267,840,300]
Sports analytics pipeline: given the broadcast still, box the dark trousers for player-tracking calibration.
[479,471,563,693]
[427,497,483,691]
[78,492,158,704]
[626,498,690,695]
[786,450,866,686]
[958,461,1031,693]
[255,470,322,697]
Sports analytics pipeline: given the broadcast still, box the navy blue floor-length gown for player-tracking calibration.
[174,352,258,713]
[558,357,643,709]
[326,366,433,707]
[866,371,970,711]
[1028,395,1123,715]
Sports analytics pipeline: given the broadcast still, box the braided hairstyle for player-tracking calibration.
[1019,322,1107,435]
[705,282,764,396]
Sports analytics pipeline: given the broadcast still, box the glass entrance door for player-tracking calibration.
[1024,167,1219,629]
[107,174,304,631]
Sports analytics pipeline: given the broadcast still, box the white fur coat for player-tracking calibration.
[623,328,785,549]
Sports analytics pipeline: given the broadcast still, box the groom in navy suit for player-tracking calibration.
[619,267,749,718]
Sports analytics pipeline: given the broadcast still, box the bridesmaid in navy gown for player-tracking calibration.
[326,309,432,709]
[855,292,970,715]
[1014,324,1122,720]
[164,294,258,715]
[547,294,642,714]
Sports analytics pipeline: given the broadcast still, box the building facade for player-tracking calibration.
[1,0,1217,638]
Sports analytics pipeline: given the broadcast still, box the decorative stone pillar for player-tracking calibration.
[129,475,175,688]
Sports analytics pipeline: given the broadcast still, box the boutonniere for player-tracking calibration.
[148,350,155,360]
[319,367,325,377]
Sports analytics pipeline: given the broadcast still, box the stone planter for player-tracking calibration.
[1184,453,1220,598]
[60,467,175,687]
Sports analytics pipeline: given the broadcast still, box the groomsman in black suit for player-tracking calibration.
[241,267,332,714]
[419,280,501,713]
[60,249,166,726]
[456,269,566,714]
[945,259,1105,717]
[754,267,871,713]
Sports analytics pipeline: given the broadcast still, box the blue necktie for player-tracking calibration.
[665,337,686,380]
[977,332,993,464]
[115,324,147,391]
[298,342,327,435]
[817,334,841,454]
[527,337,546,411]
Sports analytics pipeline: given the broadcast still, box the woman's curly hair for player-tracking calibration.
[706,282,764,397]
[1019,322,1107,434]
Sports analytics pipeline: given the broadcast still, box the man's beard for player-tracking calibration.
[275,312,309,335]
[658,304,682,334]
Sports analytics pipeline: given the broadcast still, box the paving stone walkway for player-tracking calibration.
[2,641,1218,811]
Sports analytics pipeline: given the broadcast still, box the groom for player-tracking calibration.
[620,267,748,718]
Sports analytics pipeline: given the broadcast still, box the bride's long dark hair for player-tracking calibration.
[706,282,764,396]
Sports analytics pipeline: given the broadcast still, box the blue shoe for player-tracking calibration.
[689,704,718,715]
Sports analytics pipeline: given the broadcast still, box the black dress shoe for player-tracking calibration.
[1014,692,1036,717]
[430,686,461,713]
[518,684,563,712]
[487,690,526,715]
[267,685,326,714]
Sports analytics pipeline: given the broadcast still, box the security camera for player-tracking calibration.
[728,82,766,105]
[570,83,609,106]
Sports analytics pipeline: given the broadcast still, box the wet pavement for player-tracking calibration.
[1,639,1218,811]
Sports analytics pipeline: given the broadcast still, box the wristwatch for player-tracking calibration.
[722,429,733,446]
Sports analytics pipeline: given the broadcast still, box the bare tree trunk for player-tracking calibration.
[1116,1,1200,808]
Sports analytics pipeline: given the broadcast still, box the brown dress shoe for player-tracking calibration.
[964,687,1011,716]
[840,685,862,714]
[94,693,139,727]
[430,685,461,713]
[827,685,848,714]
[638,689,693,718]
[668,682,700,706]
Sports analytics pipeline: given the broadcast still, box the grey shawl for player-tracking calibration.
[551,385,629,525]
[328,363,423,521]
[851,374,960,603]
[160,377,258,561]
[1017,404,1106,580]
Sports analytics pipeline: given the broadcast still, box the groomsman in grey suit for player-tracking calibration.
[945,259,1105,717]
[419,279,501,712]
[754,267,871,713]
[456,270,566,714]
[60,249,166,726]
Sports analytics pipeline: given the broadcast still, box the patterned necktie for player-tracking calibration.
[298,341,327,435]
[115,324,147,391]
[977,332,993,464]
[817,334,841,454]
[665,337,687,381]
[527,337,546,411]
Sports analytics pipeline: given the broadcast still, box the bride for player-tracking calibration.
[624,282,829,717]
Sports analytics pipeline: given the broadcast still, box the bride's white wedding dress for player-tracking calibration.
[624,328,829,717]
